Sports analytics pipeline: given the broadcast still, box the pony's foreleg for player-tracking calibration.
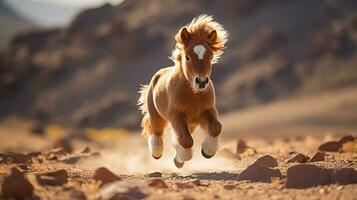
[170,114,193,168]
[200,108,222,159]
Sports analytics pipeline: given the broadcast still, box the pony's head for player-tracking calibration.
[171,14,228,92]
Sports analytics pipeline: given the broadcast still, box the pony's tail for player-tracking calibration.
[137,84,152,137]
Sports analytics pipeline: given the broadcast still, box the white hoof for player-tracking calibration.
[174,144,192,162]
[148,135,163,159]
[202,135,219,157]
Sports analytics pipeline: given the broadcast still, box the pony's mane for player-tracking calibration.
[170,14,228,64]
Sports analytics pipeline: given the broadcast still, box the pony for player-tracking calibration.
[138,14,228,168]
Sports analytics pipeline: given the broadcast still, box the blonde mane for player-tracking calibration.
[171,14,228,64]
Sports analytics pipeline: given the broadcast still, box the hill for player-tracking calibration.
[0,0,356,130]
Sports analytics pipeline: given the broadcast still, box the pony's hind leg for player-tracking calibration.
[145,88,166,159]
[200,108,222,159]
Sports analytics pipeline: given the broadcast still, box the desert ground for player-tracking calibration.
[1,88,356,200]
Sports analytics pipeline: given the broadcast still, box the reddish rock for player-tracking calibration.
[93,167,121,186]
[254,155,278,167]
[148,172,162,178]
[318,141,341,152]
[339,135,355,143]
[223,184,236,190]
[287,153,309,163]
[330,168,357,184]
[286,164,357,188]
[81,146,91,153]
[286,164,330,188]
[2,167,34,199]
[236,140,257,155]
[238,163,282,183]
[147,179,168,188]
[53,138,73,153]
[309,152,325,162]
[36,169,68,186]
[318,135,356,152]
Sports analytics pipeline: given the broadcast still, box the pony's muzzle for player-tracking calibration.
[194,76,209,91]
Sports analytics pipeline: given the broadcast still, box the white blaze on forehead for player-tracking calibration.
[193,44,206,60]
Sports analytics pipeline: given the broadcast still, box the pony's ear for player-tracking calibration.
[207,30,217,43]
[179,27,190,44]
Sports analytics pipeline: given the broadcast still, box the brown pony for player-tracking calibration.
[138,14,228,168]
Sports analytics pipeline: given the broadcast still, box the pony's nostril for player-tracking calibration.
[195,77,200,84]
[203,77,209,84]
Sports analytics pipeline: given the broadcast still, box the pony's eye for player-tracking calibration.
[185,55,190,61]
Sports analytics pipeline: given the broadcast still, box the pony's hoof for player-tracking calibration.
[201,148,215,159]
[152,155,162,160]
[174,158,184,168]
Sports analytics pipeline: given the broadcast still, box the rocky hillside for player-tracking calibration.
[0,0,356,130]
[0,0,36,49]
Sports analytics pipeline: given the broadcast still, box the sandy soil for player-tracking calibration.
[0,88,357,200]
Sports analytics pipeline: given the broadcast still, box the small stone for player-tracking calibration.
[81,146,91,153]
[36,169,68,186]
[93,167,121,186]
[254,155,279,167]
[17,164,29,171]
[309,152,325,162]
[236,140,257,155]
[2,167,34,199]
[238,163,282,182]
[287,153,309,163]
[339,135,355,143]
[223,184,236,190]
[53,138,73,153]
[148,172,162,178]
[318,141,340,152]
[147,179,167,188]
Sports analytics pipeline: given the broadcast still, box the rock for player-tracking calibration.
[238,163,282,183]
[100,182,147,200]
[339,135,355,143]
[254,155,278,167]
[147,179,168,188]
[318,135,356,152]
[287,153,309,163]
[217,148,241,160]
[330,168,357,184]
[36,169,68,186]
[223,184,236,190]
[81,146,91,153]
[93,167,121,186]
[53,138,73,153]
[17,164,29,171]
[2,167,34,199]
[309,152,325,162]
[49,147,67,155]
[285,164,357,188]
[286,164,330,188]
[236,140,257,155]
[318,141,341,152]
[148,172,162,178]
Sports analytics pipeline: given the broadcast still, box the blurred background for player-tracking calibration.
[0,0,357,139]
